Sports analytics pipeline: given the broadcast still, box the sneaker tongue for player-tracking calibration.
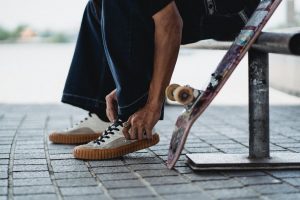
[93,119,123,145]
[113,119,123,127]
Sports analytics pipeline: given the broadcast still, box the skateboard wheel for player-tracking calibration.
[166,84,180,101]
[173,86,194,105]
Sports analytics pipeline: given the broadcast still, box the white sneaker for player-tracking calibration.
[49,113,111,144]
[73,119,160,160]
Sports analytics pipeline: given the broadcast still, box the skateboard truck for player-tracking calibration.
[166,84,204,111]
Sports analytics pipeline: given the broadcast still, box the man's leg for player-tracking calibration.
[200,0,260,41]
[49,0,115,144]
[100,0,165,121]
[179,0,260,44]
[62,0,115,121]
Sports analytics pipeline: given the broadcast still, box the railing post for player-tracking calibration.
[248,49,270,159]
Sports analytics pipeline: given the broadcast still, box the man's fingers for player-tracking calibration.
[106,97,118,122]
[107,108,117,122]
[145,128,153,139]
[122,127,130,140]
[137,126,144,140]
[130,127,138,140]
[122,120,131,140]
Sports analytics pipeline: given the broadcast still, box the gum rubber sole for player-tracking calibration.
[49,133,101,144]
[73,134,160,160]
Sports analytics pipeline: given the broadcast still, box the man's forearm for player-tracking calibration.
[147,2,183,108]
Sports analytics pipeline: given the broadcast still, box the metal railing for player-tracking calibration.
[184,30,300,170]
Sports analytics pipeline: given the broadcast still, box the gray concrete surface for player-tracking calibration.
[1,104,300,200]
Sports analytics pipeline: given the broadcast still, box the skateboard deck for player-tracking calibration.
[166,0,282,169]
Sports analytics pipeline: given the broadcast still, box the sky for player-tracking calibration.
[0,0,299,32]
[0,0,87,32]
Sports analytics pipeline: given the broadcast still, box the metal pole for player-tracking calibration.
[248,49,270,159]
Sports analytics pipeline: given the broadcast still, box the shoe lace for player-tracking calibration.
[68,112,93,130]
[94,119,123,145]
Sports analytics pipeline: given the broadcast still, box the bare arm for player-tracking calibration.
[148,1,183,110]
[123,2,183,140]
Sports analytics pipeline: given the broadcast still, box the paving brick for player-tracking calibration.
[206,188,259,199]
[102,179,145,189]
[50,159,83,166]
[0,165,8,172]
[0,187,8,195]
[196,179,243,190]
[0,160,9,165]
[14,194,57,200]
[0,155,9,159]
[92,166,130,174]
[0,180,7,187]
[0,149,11,154]
[51,164,88,172]
[266,170,300,178]
[48,149,73,154]
[247,183,299,194]
[0,146,11,150]
[14,149,44,154]
[13,165,48,172]
[60,186,103,196]
[56,178,97,187]
[97,173,138,181]
[283,177,300,186]
[14,159,47,165]
[152,184,199,195]
[49,154,74,160]
[89,160,124,167]
[126,152,155,158]
[63,195,110,200]
[14,153,45,159]
[54,172,93,179]
[222,171,267,177]
[137,169,178,177]
[13,171,50,179]
[163,192,212,200]
[0,196,7,200]
[265,193,300,200]
[124,157,162,165]
[236,176,281,185]
[144,176,189,185]
[16,145,44,150]
[13,185,55,195]
[108,188,155,198]
[13,178,52,186]
[128,164,167,171]
[15,140,43,145]
[185,172,228,181]
[0,171,8,179]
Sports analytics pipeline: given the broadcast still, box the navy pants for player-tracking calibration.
[62,0,255,121]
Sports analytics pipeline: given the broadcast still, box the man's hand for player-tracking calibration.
[122,2,182,141]
[122,103,162,140]
[105,89,118,122]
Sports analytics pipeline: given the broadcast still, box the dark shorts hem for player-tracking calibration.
[61,93,109,122]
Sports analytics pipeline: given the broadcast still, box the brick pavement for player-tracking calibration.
[0,104,300,200]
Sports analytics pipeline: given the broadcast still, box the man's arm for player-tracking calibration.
[123,2,183,140]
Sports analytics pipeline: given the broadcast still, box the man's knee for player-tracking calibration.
[85,0,101,19]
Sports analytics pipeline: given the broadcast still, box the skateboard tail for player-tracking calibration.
[167,124,194,169]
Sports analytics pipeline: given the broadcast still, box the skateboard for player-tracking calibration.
[166,0,282,169]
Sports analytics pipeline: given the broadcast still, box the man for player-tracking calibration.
[50,0,260,160]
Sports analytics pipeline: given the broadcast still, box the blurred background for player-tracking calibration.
[0,0,299,105]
